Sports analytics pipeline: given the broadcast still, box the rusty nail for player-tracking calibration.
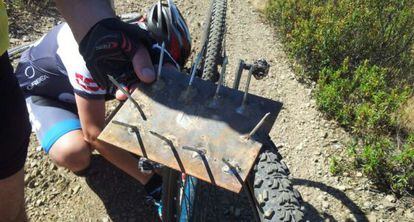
[222,158,241,175]
[214,56,228,98]
[236,66,254,114]
[189,47,205,86]
[246,112,271,140]
[112,120,137,133]
[182,146,206,156]
[157,41,165,79]
[108,76,147,120]
[241,66,254,107]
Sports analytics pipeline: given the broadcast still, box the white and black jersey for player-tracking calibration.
[15,23,108,103]
[15,22,178,103]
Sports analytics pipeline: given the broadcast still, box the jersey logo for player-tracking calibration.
[75,73,103,92]
[24,66,36,79]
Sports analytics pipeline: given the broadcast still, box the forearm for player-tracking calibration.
[54,0,115,42]
[91,139,153,184]
[74,95,152,184]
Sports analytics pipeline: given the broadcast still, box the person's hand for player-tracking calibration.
[115,84,137,101]
[79,18,156,90]
[114,63,178,101]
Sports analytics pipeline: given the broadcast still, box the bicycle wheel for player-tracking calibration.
[201,0,227,82]
[190,136,305,222]
[247,137,305,222]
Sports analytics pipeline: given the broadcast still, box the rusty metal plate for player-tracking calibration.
[98,68,282,193]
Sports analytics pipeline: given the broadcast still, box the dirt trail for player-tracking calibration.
[7,0,413,221]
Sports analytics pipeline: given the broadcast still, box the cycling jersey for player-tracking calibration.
[15,22,178,153]
[16,23,108,103]
[0,1,9,54]
[15,22,178,103]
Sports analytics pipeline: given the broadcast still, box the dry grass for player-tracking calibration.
[249,0,267,12]
[402,96,414,132]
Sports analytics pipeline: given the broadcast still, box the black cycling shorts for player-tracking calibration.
[0,52,31,179]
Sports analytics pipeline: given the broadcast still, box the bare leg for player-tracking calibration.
[0,169,26,222]
[48,128,152,184]
[49,130,91,173]
[93,140,153,184]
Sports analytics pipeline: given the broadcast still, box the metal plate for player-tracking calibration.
[98,68,282,193]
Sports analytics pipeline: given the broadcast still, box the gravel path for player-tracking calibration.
[7,0,413,221]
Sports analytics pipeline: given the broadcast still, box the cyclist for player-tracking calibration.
[15,0,191,209]
[0,1,32,221]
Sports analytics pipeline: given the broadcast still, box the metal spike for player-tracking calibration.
[214,56,228,98]
[157,41,166,79]
[108,76,147,120]
[232,59,245,90]
[236,66,254,114]
[188,49,204,86]
[246,113,271,140]
[182,146,206,156]
[222,158,241,175]
[242,66,254,107]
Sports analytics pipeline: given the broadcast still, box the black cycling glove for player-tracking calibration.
[79,18,152,89]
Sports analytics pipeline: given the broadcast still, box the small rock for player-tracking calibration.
[384,204,396,212]
[72,185,81,194]
[356,172,363,177]
[49,164,57,171]
[405,210,414,220]
[297,143,303,150]
[381,199,396,212]
[363,201,373,210]
[385,194,396,203]
[22,35,30,42]
[333,143,342,149]
[276,143,285,148]
[322,201,330,209]
[35,199,44,206]
[367,214,377,222]
[338,185,347,191]
[24,174,34,185]
[345,215,357,222]
[9,38,20,44]
[318,194,328,201]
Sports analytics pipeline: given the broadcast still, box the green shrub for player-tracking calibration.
[266,0,414,81]
[329,156,343,175]
[266,0,414,193]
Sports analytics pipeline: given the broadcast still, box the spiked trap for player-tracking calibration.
[98,68,282,193]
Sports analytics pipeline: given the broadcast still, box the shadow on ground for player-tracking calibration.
[85,155,158,222]
[82,157,369,222]
[293,178,368,222]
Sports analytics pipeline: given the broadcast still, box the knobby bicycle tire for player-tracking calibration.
[248,138,305,222]
[201,0,227,82]
[190,137,305,222]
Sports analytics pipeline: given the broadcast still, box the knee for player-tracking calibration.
[49,132,91,172]
[53,145,91,172]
